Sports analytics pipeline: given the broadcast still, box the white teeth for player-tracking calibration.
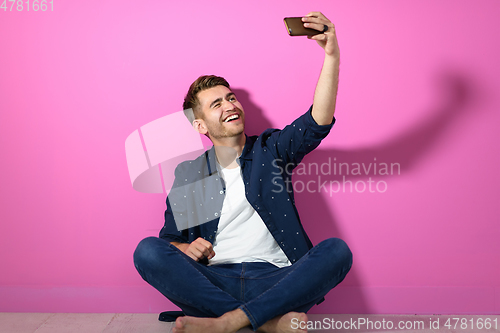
[224,114,239,122]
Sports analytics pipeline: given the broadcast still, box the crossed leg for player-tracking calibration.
[134,237,352,332]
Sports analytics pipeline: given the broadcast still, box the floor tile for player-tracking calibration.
[101,313,173,333]
[0,313,53,333]
[34,313,114,333]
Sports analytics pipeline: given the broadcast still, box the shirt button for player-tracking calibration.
[220,190,224,194]
[209,235,213,239]
[214,213,218,217]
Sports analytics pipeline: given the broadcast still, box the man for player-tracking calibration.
[134,12,352,333]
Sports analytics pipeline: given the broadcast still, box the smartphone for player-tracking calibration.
[283,17,322,36]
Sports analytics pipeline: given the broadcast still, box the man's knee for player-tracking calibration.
[319,237,353,272]
[133,236,169,271]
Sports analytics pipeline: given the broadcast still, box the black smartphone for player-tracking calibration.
[283,17,322,36]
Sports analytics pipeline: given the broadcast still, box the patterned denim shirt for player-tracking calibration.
[160,106,335,265]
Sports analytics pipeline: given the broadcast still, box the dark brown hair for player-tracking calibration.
[183,75,230,122]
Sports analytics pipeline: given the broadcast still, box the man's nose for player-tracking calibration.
[221,99,235,111]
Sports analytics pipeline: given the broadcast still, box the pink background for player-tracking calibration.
[1,0,499,314]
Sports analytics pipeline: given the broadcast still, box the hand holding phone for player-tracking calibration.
[283,17,322,36]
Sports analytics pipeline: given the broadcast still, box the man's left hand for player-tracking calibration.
[302,12,339,59]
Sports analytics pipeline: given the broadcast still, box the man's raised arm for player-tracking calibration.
[302,11,340,126]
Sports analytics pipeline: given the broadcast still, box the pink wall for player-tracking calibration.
[1,0,499,314]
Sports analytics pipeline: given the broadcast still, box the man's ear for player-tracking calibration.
[192,119,208,135]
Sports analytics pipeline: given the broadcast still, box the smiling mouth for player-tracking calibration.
[223,114,240,122]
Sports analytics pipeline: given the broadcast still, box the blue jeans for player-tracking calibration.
[133,237,352,331]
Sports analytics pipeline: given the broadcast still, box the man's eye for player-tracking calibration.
[229,97,236,102]
[213,103,221,108]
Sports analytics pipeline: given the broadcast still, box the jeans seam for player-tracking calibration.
[239,304,258,331]
[241,263,245,301]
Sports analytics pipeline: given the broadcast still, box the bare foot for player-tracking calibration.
[172,309,250,333]
[172,316,220,333]
[257,312,308,333]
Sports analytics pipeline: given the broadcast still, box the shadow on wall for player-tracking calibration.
[234,70,475,313]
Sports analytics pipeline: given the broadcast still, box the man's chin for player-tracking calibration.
[209,129,245,141]
[228,129,245,138]
[224,123,245,136]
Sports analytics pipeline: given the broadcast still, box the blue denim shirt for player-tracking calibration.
[160,106,335,265]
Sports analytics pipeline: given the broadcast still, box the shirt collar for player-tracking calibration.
[205,146,218,177]
[239,134,254,160]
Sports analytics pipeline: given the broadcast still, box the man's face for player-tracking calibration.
[195,85,245,141]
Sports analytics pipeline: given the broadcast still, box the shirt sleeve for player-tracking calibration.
[264,105,335,169]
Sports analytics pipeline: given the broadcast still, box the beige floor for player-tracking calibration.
[0,313,252,333]
[0,313,499,333]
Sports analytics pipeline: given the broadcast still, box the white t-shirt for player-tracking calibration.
[208,162,291,267]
